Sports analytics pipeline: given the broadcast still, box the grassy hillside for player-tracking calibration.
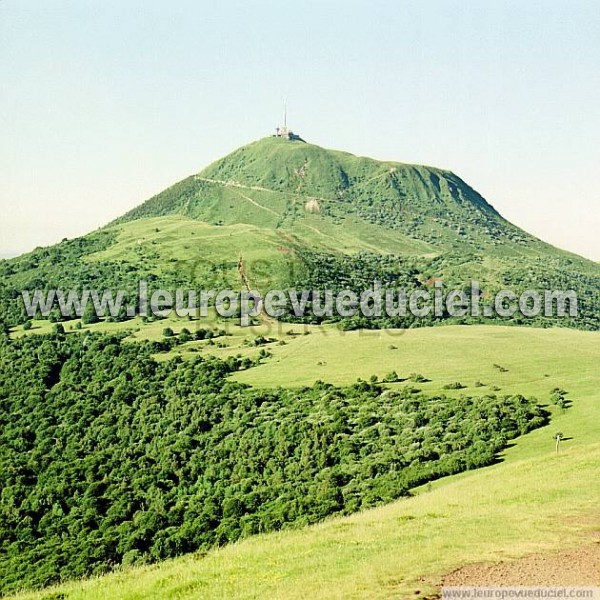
[1,326,552,594]
[118,137,555,257]
[11,325,600,600]
[1,137,599,329]
[1,137,599,598]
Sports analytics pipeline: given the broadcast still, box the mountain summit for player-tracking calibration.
[1,137,599,329]
[115,136,592,267]
[119,137,521,254]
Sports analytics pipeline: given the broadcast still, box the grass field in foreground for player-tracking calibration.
[12,325,600,599]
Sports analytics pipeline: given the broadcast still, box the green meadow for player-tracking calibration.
[11,324,600,599]
[3,139,599,598]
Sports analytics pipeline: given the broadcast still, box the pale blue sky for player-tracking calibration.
[1,1,599,260]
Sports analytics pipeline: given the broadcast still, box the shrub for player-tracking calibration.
[383,371,399,383]
[409,373,427,383]
[179,328,193,343]
[443,382,466,390]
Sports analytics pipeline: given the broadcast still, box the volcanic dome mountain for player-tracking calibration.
[119,137,529,252]
[0,136,598,329]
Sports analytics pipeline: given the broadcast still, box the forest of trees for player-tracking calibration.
[0,329,548,593]
[286,250,600,330]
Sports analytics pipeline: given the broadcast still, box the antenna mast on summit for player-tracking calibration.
[274,96,300,140]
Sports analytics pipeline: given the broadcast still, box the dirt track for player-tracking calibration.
[441,543,600,586]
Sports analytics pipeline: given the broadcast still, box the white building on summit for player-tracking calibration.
[274,99,302,140]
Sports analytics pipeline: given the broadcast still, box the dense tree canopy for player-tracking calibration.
[0,331,548,593]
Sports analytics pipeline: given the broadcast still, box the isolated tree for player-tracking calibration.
[82,303,100,325]
[179,328,192,343]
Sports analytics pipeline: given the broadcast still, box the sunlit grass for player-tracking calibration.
[10,325,600,599]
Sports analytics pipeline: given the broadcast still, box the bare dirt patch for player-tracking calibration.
[441,542,600,586]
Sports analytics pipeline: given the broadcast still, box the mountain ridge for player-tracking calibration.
[113,136,575,263]
[1,136,599,330]
[117,137,505,233]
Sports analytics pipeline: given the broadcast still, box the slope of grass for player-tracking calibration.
[114,137,599,269]
[233,325,600,459]
[3,137,599,331]
[11,325,600,600]
[14,444,599,600]
[83,214,434,293]
[91,213,434,267]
